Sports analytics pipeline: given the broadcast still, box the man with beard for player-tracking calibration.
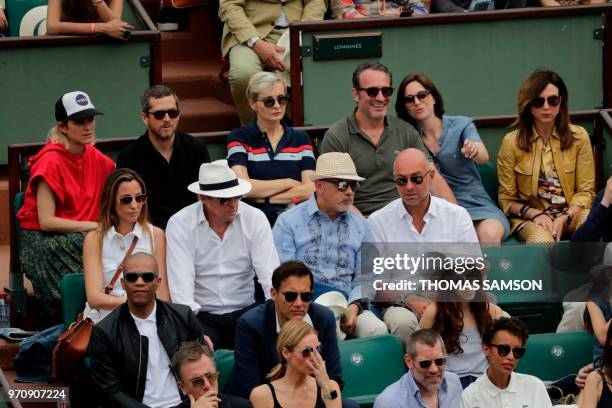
[273,152,387,339]
[374,329,462,408]
[117,85,210,229]
[319,62,454,216]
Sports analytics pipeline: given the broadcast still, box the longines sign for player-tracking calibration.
[313,33,382,61]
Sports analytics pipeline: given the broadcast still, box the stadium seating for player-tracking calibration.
[59,273,87,329]
[5,0,46,37]
[213,349,235,393]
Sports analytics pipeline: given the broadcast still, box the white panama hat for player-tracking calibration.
[187,159,252,198]
[315,291,350,341]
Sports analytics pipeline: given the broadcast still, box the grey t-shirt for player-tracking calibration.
[320,112,430,216]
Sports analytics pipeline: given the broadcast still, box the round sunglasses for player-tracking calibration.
[356,87,394,98]
[257,95,290,108]
[531,95,561,108]
[147,109,179,120]
[488,343,526,359]
[403,90,431,105]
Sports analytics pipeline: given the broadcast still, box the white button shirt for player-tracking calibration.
[368,196,479,243]
[460,371,553,408]
[130,304,182,408]
[166,201,280,314]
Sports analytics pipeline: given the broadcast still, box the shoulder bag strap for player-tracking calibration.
[104,236,139,295]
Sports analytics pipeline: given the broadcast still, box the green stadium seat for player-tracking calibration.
[6,0,47,37]
[59,273,87,330]
[339,335,406,407]
[214,349,235,393]
[517,331,593,382]
[477,162,498,204]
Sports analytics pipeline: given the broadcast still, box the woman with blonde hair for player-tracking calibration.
[83,168,170,322]
[250,320,341,408]
[227,71,315,225]
[17,91,116,323]
[497,69,595,242]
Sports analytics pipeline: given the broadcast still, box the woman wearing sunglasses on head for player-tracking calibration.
[227,72,315,226]
[17,91,116,324]
[82,168,170,323]
[497,69,595,243]
[419,263,506,389]
[395,72,510,244]
[250,320,341,408]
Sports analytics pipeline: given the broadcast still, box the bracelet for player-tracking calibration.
[530,212,550,222]
[518,204,530,219]
[91,23,96,33]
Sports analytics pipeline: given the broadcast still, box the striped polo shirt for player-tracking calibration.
[226,122,315,181]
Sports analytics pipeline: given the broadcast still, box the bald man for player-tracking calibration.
[90,252,206,408]
[366,149,479,343]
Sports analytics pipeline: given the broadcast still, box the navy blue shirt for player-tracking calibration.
[226,122,315,181]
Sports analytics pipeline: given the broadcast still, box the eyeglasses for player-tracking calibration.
[394,170,433,186]
[189,371,219,388]
[531,95,561,108]
[403,90,431,105]
[488,344,526,359]
[356,87,394,98]
[257,95,290,108]
[119,194,147,205]
[282,291,313,303]
[123,272,157,283]
[299,345,322,358]
[216,196,242,205]
[147,109,180,120]
[324,179,360,192]
[416,357,447,369]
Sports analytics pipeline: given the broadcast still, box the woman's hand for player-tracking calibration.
[98,19,133,40]
[308,349,332,388]
[531,212,554,235]
[552,214,569,242]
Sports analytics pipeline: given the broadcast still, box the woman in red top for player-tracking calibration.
[17,91,115,323]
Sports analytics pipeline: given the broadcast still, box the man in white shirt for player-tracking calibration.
[166,160,280,350]
[90,252,205,407]
[367,148,479,343]
[461,317,553,408]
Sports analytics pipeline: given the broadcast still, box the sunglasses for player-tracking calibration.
[147,109,180,120]
[416,357,447,369]
[258,95,290,108]
[216,196,242,205]
[489,344,526,359]
[356,87,394,98]
[403,90,431,105]
[531,95,561,108]
[123,271,157,283]
[299,345,322,358]
[119,194,147,205]
[394,169,432,186]
[189,371,219,388]
[282,291,313,303]
[325,179,360,192]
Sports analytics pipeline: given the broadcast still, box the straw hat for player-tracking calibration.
[310,152,365,182]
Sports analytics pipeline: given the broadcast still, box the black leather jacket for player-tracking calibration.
[89,300,204,407]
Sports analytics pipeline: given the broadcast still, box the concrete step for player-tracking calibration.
[178,97,240,133]
[162,59,233,105]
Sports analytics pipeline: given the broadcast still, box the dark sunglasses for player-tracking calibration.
[216,196,242,205]
[258,95,290,108]
[531,95,561,108]
[300,345,322,358]
[417,357,447,369]
[119,194,147,205]
[189,371,219,388]
[489,344,526,359]
[356,87,394,98]
[325,179,360,192]
[403,90,431,105]
[124,272,157,283]
[282,291,313,303]
[394,169,432,186]
[147,109,180,120]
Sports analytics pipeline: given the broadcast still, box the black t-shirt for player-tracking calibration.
[117,131,210,229]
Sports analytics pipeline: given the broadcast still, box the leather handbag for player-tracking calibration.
[162,0,208,8]
[51,236,139,381]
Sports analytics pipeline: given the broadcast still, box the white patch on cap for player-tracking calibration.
[62,91,96,117]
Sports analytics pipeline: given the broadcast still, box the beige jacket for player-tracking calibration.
[219,0,326,57]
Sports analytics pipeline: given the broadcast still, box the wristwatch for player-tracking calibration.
[323,390,338,400]
[246,36,260,48]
